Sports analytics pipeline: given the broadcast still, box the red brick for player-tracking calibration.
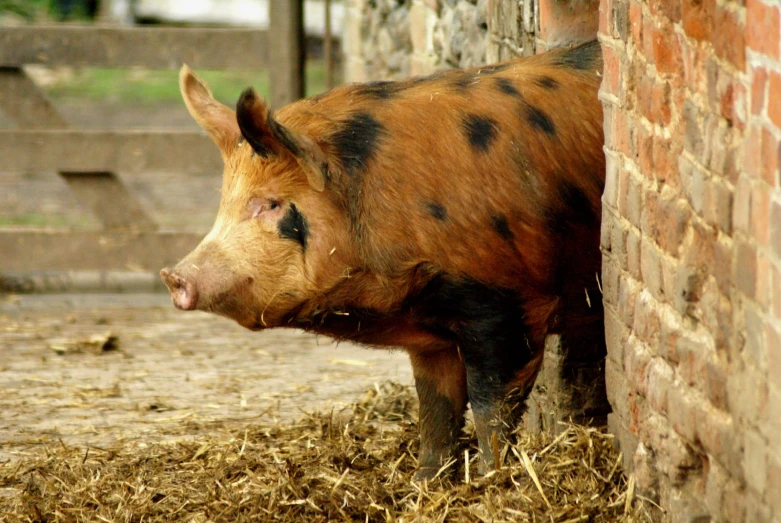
[751,184,771,245]
[653,135,680,188]
[752,67,768,116]
[682,0,715,41]
[602,44,622,97]
[638,125,654,175]
[657,197,691,254]
[652,80,672,125]
[630,1,643,45]
[761,126,780,187]
[747,0,780,59]
[713,5,746,70]
[642,14,657,63]
[744,124,763,180]
[651,0,682,22]
[652,22,684,76]
[769,71,781,129]
[600,0,613,35]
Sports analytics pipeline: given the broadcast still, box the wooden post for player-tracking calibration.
[325,0,333,90]
[269,0,305,108]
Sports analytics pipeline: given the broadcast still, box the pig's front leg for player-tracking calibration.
[409,348,467,481]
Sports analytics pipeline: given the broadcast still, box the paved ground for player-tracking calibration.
[0,293,413,464]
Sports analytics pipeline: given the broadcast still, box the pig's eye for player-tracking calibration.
[248,197,283,219]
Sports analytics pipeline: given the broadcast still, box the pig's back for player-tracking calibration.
[282,41,605,291]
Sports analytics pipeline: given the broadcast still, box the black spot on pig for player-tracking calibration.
[495,77,522,98]
[425,202,448,221]
[553,40,601,71]
[278,203,310,250]
[524,105,556,136]
[356,81,401,99]
[331,113,385,175]
[535,76,559,89]
[463,115,498,152]
[452,73,478,91]
[491,215,514,241]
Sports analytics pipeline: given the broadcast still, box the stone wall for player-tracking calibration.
[343,0,492,82]
[599,0,781,519]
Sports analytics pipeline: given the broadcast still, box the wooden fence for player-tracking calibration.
[0,0,305,280]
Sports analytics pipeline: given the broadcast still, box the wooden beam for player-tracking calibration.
[0,230,204,271]
[0,68,68,128]
[60,172,159,231]
[269,0,305,108]
[0,26,268,69]
[0,130,222,174]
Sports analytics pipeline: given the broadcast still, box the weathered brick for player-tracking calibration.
[651,20,683,77]
[626,171,643,228]
[603,150,620,208]
[606,358,630,418]
[634,289,661,343]
[603,252,621,306]
[733,175,752,234]
[629,0,643,45]
[744,124,764,180]
[756,250,771,308]
[752,67,768,116]
[676,329,710,387]
[650,0,682,22]
[760,126,779,187]
[713,4,746,70]
[602,210,614,253]
[771,199,781,260]
[767,323,781,377]
[697,406,740,474]
[618,274,639,327]
[713,236,734,298]
[727,366,768,430]
[605,305,629,365]
[773,262,781,321]
[602,44,622,98]
[673,264,702,316]
[659,308,681,362]
[683,99,703,157]
[668,382,698,443]
[653,135,681,188]
[627,227,642,279]
[641,239,663,301]
[682,0,714,41]
[744,428,768,495]
[766,451,781,516]
[642,12,657,64]
[769,71,781,129]
[747,0,780,60]
[646,357,673,414]
[744,304,766,366]
[751,182,771,246]
[705,179,733,234]
[735,239,758,299]
[626,335,652,394]
[705,355,729,411]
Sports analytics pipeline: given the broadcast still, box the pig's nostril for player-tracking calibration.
[160,269,199,311]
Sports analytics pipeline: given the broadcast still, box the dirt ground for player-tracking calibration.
[0,293,413,465]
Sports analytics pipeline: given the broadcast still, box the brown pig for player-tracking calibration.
[160,41,606,480]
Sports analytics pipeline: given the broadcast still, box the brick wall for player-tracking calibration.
[600,0,781,519]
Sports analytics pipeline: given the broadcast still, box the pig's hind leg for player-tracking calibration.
[414,276,547,474]
[409,348,468,480]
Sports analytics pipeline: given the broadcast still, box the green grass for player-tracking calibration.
[0,214,91,228]
[44,61,336,104]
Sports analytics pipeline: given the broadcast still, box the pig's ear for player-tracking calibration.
[236,87,327,192]
[179,64,239,150]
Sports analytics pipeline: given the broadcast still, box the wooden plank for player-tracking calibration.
[269,0,305,108]
[0,230,203,271]
[0,26,268,69]
[60,172,159,230]
[0,130,222,174]
[0,68,68,128]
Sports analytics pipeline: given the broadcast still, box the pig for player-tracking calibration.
[160,40,605,480]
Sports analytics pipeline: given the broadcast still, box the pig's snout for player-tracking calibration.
[160,268,199,311]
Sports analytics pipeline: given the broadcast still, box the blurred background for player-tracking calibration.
[0,0,342,251]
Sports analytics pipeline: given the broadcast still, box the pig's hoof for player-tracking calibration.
[413,466,439,482]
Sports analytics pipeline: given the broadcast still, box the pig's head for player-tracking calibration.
[160,65,341,330]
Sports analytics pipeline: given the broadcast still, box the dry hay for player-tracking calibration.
[0,382,658,522]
